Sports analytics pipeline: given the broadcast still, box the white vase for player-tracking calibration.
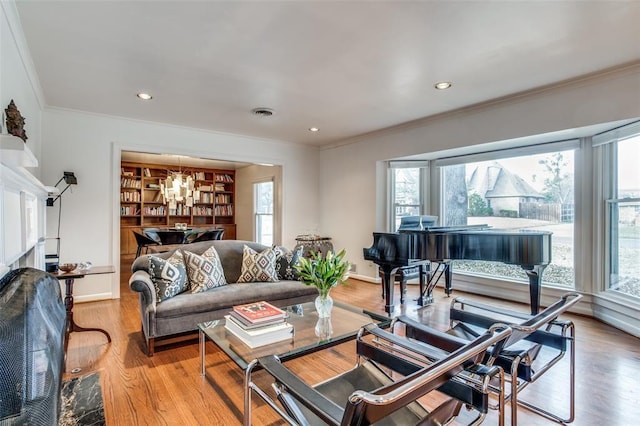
[315,317,333,339]
[315,291,333,318]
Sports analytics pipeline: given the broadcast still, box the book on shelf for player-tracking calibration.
[232,301,286,324]
[224,315,293,348]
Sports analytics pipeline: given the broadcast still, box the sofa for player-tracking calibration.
[129,240,317,355]
[0,268,66,424]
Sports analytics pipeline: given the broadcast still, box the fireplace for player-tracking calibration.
[0,268,66,425]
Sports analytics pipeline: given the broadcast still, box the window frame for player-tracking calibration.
[435,141,580,289]
[253,179,274,245]
[387,161,430,231]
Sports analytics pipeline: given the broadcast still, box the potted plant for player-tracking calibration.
[294,249,350,318]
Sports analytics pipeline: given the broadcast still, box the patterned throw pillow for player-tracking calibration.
[275,246,303,280]
[148,250,188,302]
[184,246,227,293]
[237,245,279,283]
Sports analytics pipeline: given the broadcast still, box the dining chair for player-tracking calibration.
[133,231,160,257]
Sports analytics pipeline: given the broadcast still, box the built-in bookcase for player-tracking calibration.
[120,161,236,255]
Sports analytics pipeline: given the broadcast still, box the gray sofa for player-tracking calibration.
[129,240,317,355]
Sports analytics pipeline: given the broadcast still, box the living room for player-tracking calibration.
[1,1,639,425]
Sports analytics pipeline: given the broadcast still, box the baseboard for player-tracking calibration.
[74,292,113,303]
[349,273,380,284]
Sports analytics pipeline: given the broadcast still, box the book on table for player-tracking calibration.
[228,310,286,329]
[224,315,294,348]
[232,301,286,324]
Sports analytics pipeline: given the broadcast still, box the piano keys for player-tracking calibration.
[363,226,552,314]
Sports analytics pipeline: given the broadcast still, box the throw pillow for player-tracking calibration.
[237,245,279,283]
[148,250,188,302]
[274,245,303,281]
[184,246,227,293]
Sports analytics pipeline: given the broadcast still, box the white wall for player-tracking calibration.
[40,108,319,299]
[320,64,640,281]
[1,1,43,173]
[0,2,47,276]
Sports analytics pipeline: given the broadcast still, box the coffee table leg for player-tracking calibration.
[244,359,258,425]
[200,329,205,376]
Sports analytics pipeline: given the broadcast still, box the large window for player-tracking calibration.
[389,163,428,231]
[595,123,640,299]
[254,180,273,245]
[439,147,576,288]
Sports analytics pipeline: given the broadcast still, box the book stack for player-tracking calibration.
[224,301,293,348]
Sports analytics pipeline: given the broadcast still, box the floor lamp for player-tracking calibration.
[45,172,77,272]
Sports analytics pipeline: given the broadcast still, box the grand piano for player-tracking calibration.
[363,220,552,315]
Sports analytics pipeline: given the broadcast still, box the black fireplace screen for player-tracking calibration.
[0,268,66,425]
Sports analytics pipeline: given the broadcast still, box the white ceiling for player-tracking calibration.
[14,1,640,147]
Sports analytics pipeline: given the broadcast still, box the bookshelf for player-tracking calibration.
[120,161,236,255]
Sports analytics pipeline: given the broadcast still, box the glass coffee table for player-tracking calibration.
[197,300,390,424]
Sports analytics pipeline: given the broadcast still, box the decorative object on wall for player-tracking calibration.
[4,100,28,142]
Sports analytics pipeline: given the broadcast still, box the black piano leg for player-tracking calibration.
[444,261,453,297]
[417,264,432,306]
[524,265,546,315]
[380,265,396,315]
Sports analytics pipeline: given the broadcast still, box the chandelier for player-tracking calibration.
[161,172,196,205]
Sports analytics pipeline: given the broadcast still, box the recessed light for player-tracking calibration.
[309,127,319,132]
[434,81,452,90]
[137,93,153,100]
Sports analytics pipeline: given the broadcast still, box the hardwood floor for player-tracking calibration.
[63,258,640,425]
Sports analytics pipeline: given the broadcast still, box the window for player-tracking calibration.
[254,180,273,245]
[389,163,429,231]
[594,122,640,300]
[438,145,577,288]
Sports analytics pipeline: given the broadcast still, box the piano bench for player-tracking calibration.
[379,265,422,304]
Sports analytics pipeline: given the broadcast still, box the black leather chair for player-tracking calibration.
[245,319,512,426]
[401,292,582,425]
[190,228,224,243]
[133,231,160,257]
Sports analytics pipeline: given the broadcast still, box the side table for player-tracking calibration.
[53,266,114,354]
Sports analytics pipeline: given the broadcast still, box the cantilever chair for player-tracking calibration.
[399,292,582,425]
[245,320,512,426]
[133,231,160,257]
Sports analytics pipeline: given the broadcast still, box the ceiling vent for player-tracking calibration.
[251,107,275,117]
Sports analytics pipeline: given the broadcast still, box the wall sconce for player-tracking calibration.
[46,172,77,206]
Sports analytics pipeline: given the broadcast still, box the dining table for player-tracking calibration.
[153,229,195,245]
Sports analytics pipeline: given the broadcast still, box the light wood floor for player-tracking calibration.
[63,258,640,425]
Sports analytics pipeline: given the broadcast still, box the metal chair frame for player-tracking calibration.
[245,320,511,426]
[403,292,581,425]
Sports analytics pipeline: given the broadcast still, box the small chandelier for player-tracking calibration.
[161,172,195,204]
